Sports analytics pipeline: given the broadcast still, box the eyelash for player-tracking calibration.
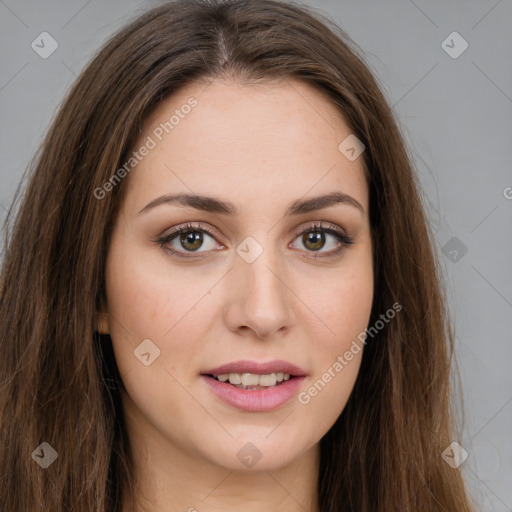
[155,221,354,260]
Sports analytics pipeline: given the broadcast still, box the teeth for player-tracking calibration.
[215,372,292,387]
[259,373,277,386]
[228,373,242,384]
[241,373,260,386]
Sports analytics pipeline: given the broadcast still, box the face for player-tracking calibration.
[99,78,374,472]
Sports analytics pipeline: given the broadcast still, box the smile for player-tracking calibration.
[201,360,306,412]
[211,372,291,389]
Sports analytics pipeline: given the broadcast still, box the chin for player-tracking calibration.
[194,430,313,472]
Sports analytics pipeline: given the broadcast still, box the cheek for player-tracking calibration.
[296,290,369,438]
[102,243,212,420]
[104,239,214,343]
[312,258,374,353]
[331,273,373,339]
[295,252,373,427]
[310,274,371,390]
[103,239,223,400]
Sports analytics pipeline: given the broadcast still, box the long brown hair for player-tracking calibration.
[0,0,474,510]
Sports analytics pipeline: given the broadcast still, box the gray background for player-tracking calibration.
[1,0,511,509]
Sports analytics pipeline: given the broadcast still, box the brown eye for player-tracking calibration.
[291,223,354,258]
[180,230,204,251]
[156,223,222,258]
[293,229,342,253]
[302,231,326,251]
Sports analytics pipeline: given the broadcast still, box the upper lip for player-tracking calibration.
[202,360,307,377]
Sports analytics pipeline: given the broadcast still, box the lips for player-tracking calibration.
[202,359,306,378]
[200,359,307,412]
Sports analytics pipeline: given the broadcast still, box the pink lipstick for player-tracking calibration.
[201,359,306,412]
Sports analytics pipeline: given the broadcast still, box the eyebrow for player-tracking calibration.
[138,191,364,216]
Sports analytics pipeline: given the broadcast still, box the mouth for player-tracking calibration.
[206,371,294,390]
[200,360,306,412]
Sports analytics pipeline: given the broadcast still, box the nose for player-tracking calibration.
[222,246,295,339]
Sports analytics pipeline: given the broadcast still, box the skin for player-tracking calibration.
[98,78,374,512]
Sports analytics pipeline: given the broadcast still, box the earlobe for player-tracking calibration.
[96,312,110,335]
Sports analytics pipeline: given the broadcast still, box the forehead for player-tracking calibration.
[122,78,368,216]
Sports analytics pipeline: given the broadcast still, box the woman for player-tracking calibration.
[0,0,475,510]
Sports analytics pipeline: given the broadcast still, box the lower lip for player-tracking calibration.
[201,375,305,412]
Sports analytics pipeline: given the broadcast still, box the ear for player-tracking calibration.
[97,311,110,335]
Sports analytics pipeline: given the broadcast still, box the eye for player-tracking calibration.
[290,222,354,257]
[156,223,223,258]
[155,221,354,260]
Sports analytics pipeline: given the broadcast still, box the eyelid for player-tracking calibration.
[295,220,350,239]
[159,222,222,244]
